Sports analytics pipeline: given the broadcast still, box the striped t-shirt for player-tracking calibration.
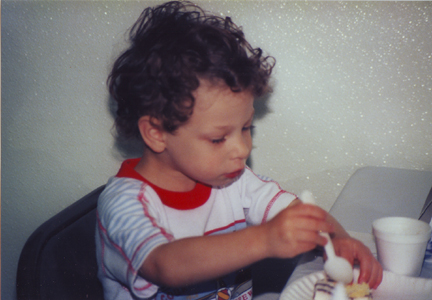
[96,158,296,300]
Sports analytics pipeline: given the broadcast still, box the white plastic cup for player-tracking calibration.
[372,217,432,277]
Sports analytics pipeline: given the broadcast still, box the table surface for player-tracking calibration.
[284,166,432,292]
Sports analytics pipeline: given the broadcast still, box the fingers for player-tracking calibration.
[353,242,383,289]
[294,229,329,246]
[275,219,330,249]
[279,204,335,245]
[357,252,383,289]
[284,204,335,232]
[290,217,334,236]
[289,203,330,220]
[333,237,383,289]
[265,204,335,258]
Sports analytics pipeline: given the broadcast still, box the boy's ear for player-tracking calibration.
[138,116,166,153]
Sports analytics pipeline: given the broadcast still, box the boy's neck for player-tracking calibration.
[134,153,197,192]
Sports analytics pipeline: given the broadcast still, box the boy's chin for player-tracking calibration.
[205,176,240,189]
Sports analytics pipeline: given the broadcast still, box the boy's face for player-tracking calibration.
[163,81,254,188]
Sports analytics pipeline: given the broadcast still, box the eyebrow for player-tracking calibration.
[213,125,232,130]
[209,109,255,130]
[214,115,254,129]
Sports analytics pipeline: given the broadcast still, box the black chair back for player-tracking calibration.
[16,186,106,300]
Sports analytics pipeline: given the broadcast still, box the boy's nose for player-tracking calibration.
[233,135,251,160]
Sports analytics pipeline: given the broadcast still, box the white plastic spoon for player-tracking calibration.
[300,190,353,284]
[332,282,349,300]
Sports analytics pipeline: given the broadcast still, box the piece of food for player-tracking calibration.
[313,277,372,300]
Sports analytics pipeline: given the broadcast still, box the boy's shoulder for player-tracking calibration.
[104,175,144,194]
[98,176,147,210]
[98,159,157,214]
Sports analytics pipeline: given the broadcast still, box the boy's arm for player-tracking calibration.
[141,225,267,287]
[140,203,332,288]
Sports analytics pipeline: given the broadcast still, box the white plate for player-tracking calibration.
[280,269,432,300]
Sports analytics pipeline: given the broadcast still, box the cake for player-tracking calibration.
[313,277,372,300]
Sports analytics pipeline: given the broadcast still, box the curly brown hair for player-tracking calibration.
[108,1,275,140]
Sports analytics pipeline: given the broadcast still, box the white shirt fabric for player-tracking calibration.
[96,159,296,300]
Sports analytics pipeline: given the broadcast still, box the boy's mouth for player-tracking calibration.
[225,169,244,179]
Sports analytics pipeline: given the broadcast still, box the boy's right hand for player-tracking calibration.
[261,200,334,258]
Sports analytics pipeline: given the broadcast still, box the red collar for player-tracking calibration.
[116,158,211,210]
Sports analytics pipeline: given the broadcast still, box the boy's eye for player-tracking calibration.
[243,125,255,132]
[211,137,226,144]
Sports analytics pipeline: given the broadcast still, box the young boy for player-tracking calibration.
[96,2,382,300]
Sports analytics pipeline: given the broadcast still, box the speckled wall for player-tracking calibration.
[2,1,431,298]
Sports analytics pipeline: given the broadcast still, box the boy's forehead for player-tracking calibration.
[186,87,255,132]
[192,80,254,112]
[193,82,227,110]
